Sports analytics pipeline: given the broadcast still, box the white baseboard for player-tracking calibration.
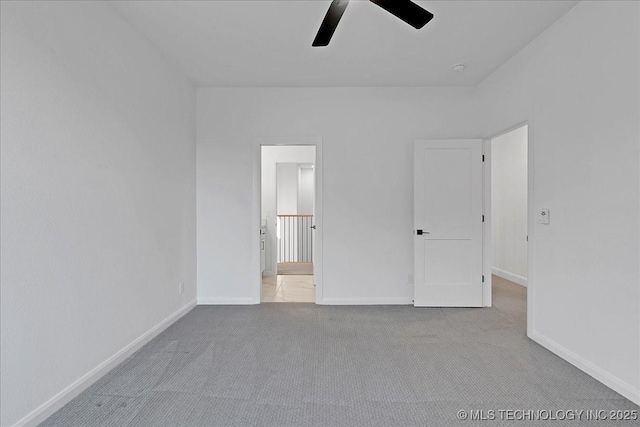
[530,330,640,405]
[492,267,528,287]
[320,297,413,305]
[16,300,197,427]
[198,297,256,305]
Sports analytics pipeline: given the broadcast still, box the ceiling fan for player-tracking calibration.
[312,0,434,47]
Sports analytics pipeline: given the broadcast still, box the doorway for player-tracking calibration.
[259,144,318,303]
[488,124,529,321]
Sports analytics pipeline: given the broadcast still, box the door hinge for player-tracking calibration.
[482,154,485,162]
[482,275,485,283]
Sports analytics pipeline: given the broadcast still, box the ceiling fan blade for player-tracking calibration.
[369,0,434,29]
[312,0,349,47]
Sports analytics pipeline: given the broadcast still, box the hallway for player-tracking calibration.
[261,275,315,303]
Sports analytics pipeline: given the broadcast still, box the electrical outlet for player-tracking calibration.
[178,282,184,295]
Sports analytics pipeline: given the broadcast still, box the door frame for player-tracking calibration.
[483,121,534,336]
[252,137,323,304]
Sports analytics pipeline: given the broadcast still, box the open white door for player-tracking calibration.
[414,140,484,307]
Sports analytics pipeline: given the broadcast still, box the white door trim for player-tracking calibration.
[252,137,323,304]
[482,138,492,307]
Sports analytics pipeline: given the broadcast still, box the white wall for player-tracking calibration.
[0,2,197,425]
[276,163,299,215]
[491,125,528,286]
[477,1,639,403]
[298,166,315,215]
[197,88,481,304]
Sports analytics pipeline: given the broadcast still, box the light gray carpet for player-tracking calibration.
[40,277,638,426]
[277,262,313,275]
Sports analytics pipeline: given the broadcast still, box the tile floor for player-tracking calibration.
[261,274,315,302]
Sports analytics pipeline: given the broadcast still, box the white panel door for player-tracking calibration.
[414,140,484,307]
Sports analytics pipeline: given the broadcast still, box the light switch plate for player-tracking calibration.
[537,208,550,224]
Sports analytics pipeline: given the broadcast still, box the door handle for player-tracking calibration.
[311,225,317,230]
[416,230,430,235]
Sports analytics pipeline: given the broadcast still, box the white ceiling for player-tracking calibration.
[108,0,579,87]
